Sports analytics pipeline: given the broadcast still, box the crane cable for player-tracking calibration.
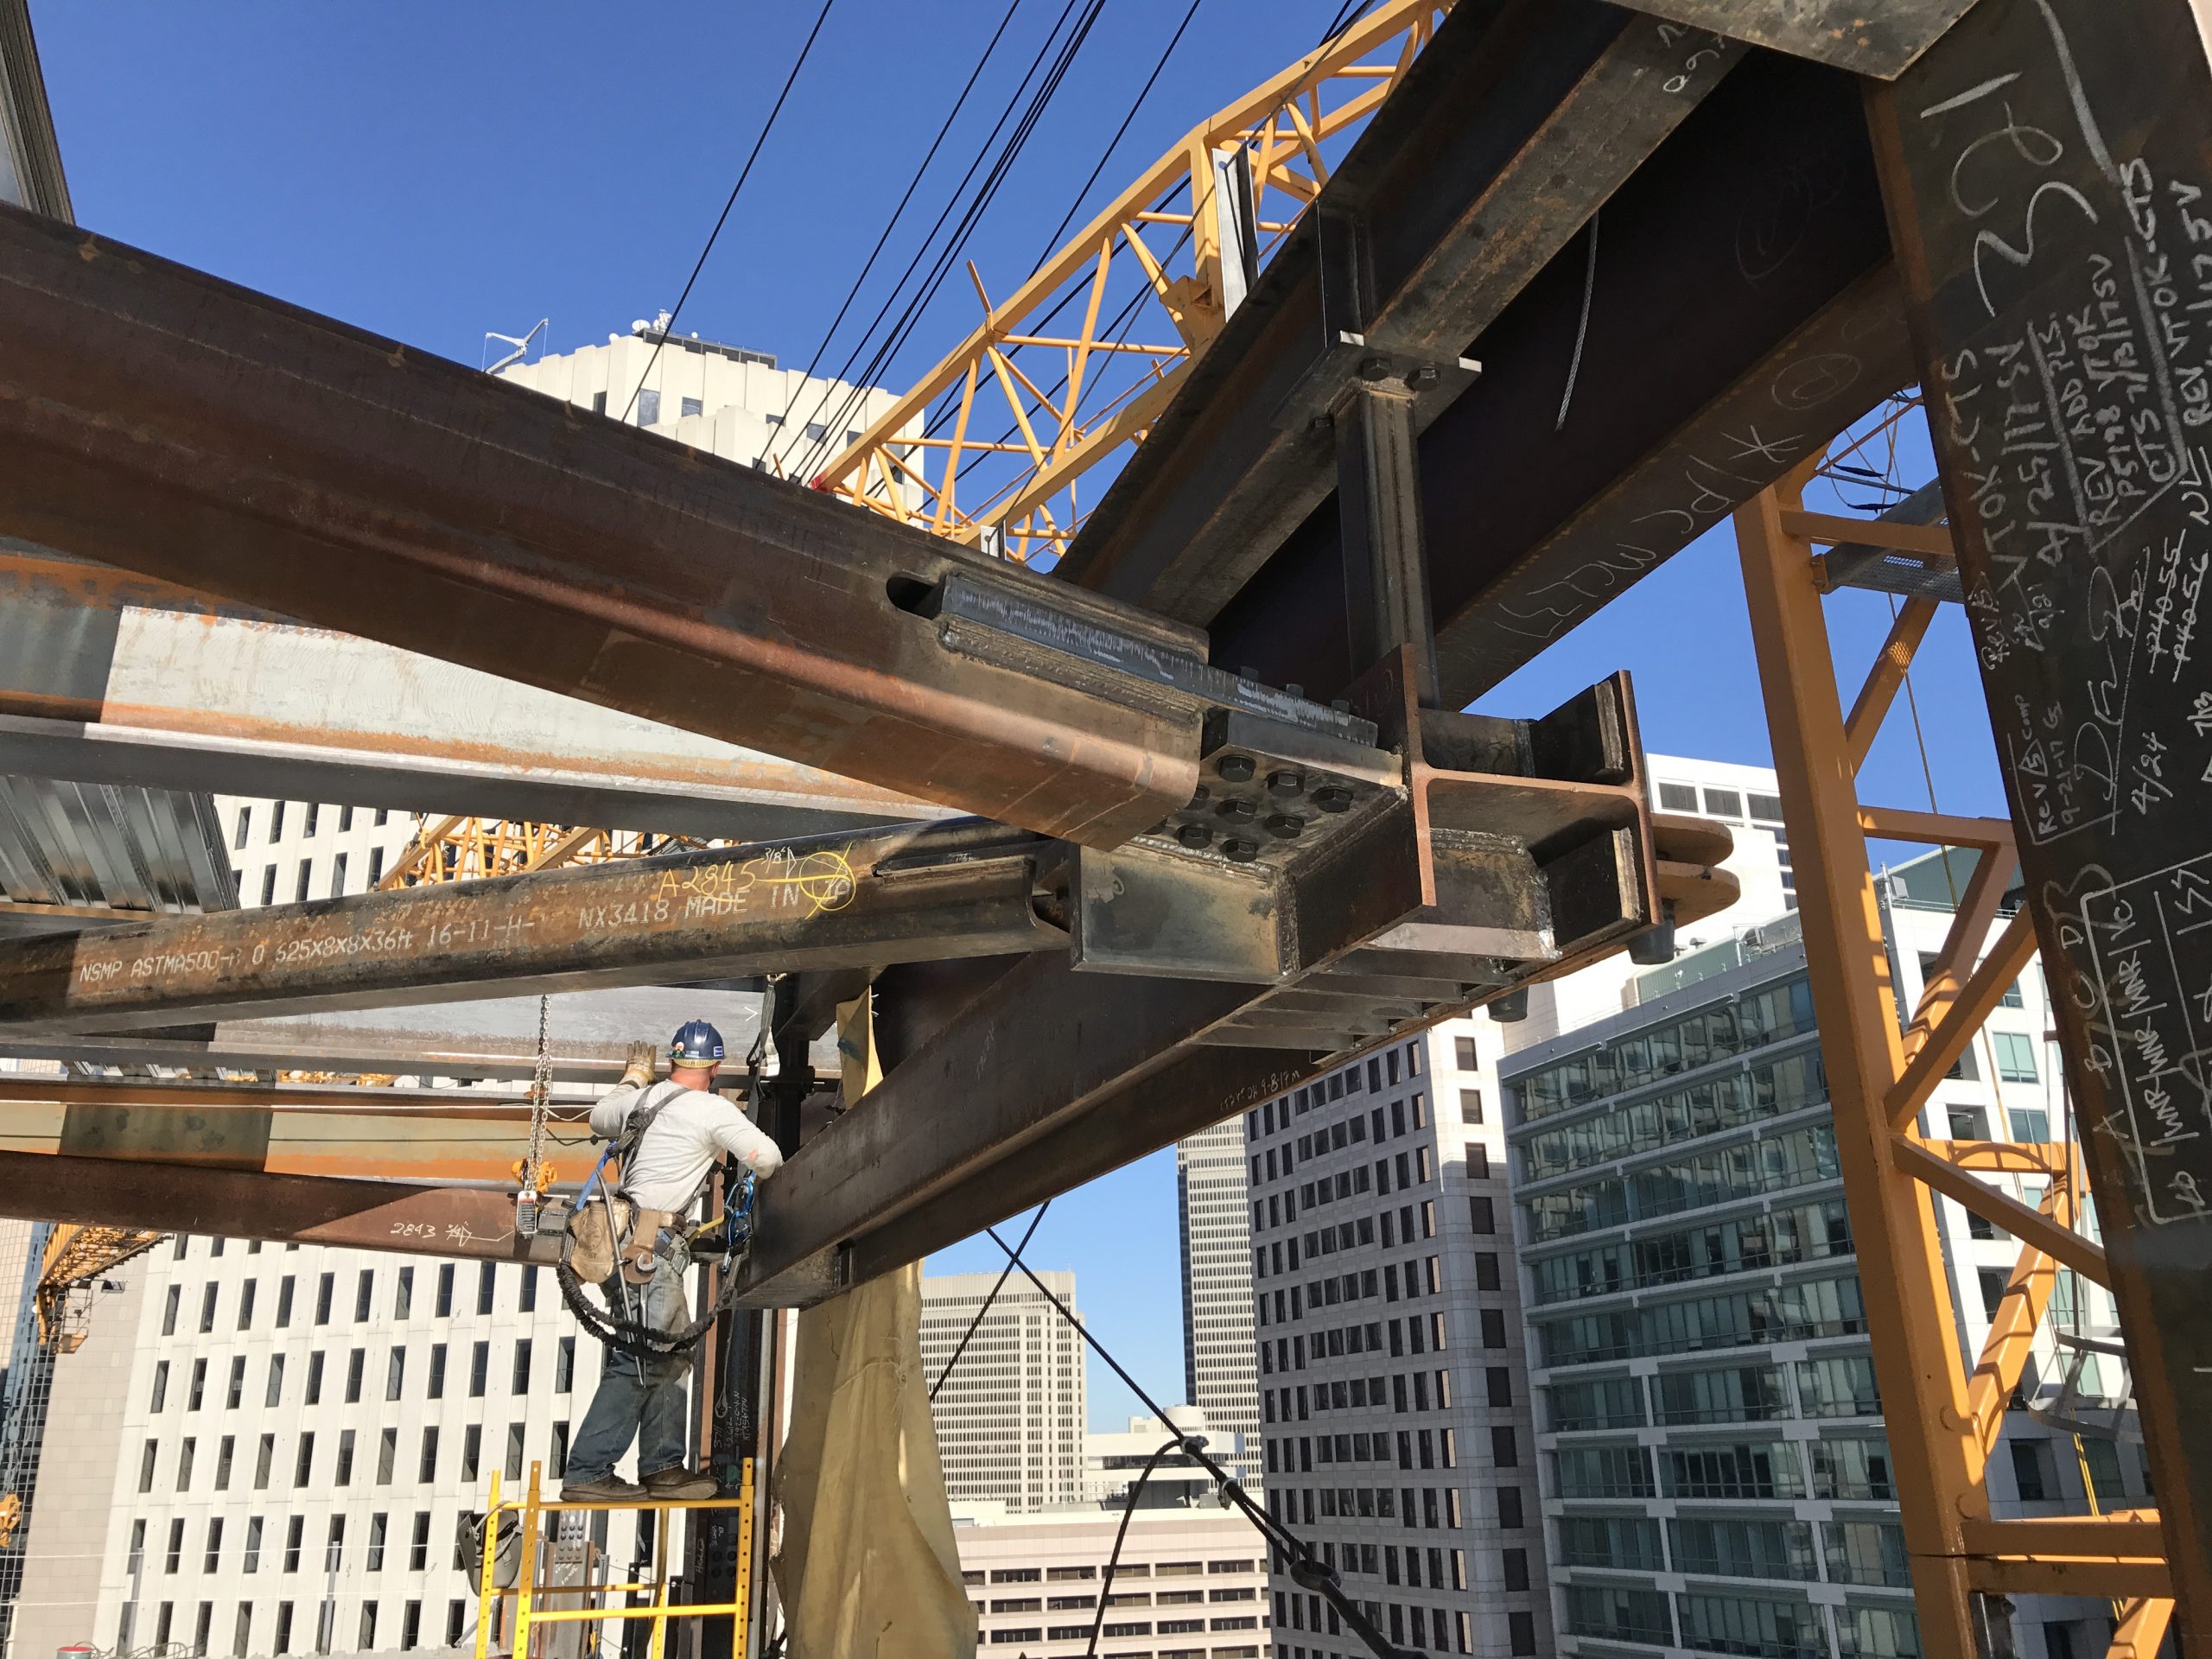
[971,1216,1433,1659]
[620,0,840,423]
[764,0,1033,448]
[780,0,1111,483]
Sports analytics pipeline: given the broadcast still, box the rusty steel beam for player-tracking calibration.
[0,818,1065,1031]
[0,1074,593,1120]
[0,202,1370,849]
[0,1096,550,1185]
[0,1147,560,1262]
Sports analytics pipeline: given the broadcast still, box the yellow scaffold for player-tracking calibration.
[473,1461,756,1659]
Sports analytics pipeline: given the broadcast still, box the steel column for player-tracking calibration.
[1738,474,1986,1659]
[1867,0,2212,1635]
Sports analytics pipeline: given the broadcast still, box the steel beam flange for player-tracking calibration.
[1607,0,1979,79]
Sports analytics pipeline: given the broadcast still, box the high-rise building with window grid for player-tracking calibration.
[9,1238,614,1659]
[1179,1121,1263,1490]
[922,1271,1088,1514]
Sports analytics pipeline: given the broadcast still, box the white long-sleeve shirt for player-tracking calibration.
[590,1080,785,1211]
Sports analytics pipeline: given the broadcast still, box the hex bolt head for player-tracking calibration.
[1308,413,1333,433]
[1222,837,1261,864]
[1177,822,1213,850]
[1264,814,1304,840]
[1268,770,1304,798]
[1358,355,1392,382]
[1189,783,1211,804]
[1413,364,1439,385]
[1312,785,1353,814]
[1217,798,1258,823]
[1217,753,1256,783]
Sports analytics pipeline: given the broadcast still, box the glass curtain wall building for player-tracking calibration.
[1502,853,2133,1659]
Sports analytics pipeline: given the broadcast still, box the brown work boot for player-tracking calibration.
[642,1466,718,1501]
[562,1473,646,1502]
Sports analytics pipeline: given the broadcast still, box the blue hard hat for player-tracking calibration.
[670,1020,726,1065]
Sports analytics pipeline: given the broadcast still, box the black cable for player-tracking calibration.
[778,0,1095,473]
[620,0,839,423]
[910,0,1380,519]
[1085,1436,1183,1659]
[928,1201,1050,1401]
[1030,0,1206,269]
[766,0,1030,444]
[783,0,1109,482]
[984,1224,1423,1659]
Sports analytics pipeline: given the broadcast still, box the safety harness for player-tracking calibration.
[556,1081,756,1361]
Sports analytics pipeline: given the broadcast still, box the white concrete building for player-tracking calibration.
[10,1238,619,1659]
[1510,754,1793,1049]
[1085,1408,1245,1509]
[922,1271,1088,1514]
[495,319,912,492]
[1179,1122,1262,1490]
[952,1498,1268,1658]
[219,798,423,910]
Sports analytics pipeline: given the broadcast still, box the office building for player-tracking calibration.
[1180,1122,1263,1489]
[1503,849,2129,1659]
[954,1497,1269,1657]
[1243,1027,1536,1658]
[9,1238,611,1658]
[1233,753,1798,1659]
[922,1271,1088,1514]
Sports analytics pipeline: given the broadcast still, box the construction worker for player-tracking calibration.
[563,1020,784,1502]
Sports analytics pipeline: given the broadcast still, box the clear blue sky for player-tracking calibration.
[33,1,2005,1431]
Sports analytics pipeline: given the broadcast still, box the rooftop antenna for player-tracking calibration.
[483,318,550,375]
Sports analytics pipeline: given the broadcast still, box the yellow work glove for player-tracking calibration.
[620,1040,658,1089]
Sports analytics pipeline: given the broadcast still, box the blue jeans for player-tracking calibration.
[567,1255,692,1483]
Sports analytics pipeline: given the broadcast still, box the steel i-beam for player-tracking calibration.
[0,201,1375,849]
[1869,0,2212,1638]
[0,819,1066,1030]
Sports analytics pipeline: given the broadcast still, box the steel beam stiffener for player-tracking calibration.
[1867,0,2212,1640]
[738,664,1738,1305]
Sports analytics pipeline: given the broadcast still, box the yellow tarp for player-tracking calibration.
[769,997,976,1658]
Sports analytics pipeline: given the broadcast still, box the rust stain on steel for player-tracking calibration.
[0,821,1063,1031]
[0,205,1204,846]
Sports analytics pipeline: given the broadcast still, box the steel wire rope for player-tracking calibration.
[762,0,1033,448]
[777,0,1108,482]
[618,0,840,423]
[1085,1435,1185,1658]
[983,1219,1430,1659]
[927,1201,1051,1401]
[781,0,1109,479]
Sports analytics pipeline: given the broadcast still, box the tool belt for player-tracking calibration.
[568,1198,684,1286]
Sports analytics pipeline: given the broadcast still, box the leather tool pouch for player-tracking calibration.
[619,1207,677,1287]
[567,1195,632,1284]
